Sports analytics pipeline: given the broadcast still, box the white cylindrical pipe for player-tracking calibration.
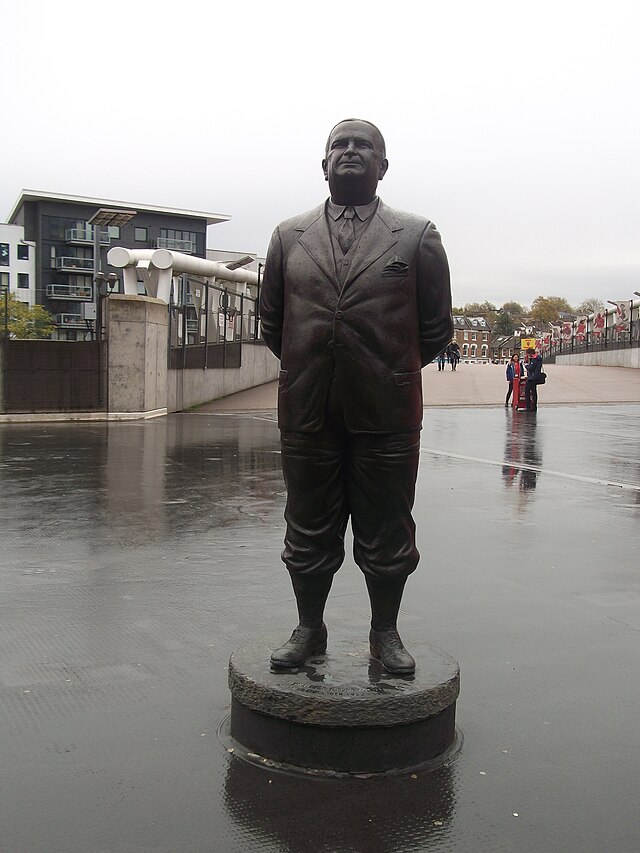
[107,247,156,268]
[151,249,259,284]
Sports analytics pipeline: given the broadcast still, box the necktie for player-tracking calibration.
[337,207,356,255]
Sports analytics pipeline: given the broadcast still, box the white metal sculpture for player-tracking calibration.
[107,247,259,304]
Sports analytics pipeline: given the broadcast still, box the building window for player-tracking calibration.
[107,226,120,239]
[0,272,9,289]
[472,332,477,341]
[470,344,477,357]
[160,228,198,248]
[134,227,148,241]
[17,245,29,260]
[18,273,29,288]
[462,344,468,356]
[463,331,469,341]
[0,243,9,266]
[483,333,488,341]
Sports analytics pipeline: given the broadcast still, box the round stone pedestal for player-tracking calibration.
[226,633,460,776]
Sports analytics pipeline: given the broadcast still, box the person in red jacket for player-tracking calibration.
[505,354,519,407]
[260,119,453,673]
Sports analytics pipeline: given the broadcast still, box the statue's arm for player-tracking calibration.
[260,227,285,360]
[416,222,454,367]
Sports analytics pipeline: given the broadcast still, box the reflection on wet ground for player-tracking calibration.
[0,405,639,852]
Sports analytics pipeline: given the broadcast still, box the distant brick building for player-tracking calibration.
[452,315,492,361]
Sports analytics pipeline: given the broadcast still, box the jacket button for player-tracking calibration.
[336,311,344,319]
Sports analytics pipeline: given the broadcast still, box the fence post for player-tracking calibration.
[203,279,209,370]
[181,273,187,370]
[222,287,228,368]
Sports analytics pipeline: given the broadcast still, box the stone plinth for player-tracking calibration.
[226,634,460,775]
[106,295,168,417]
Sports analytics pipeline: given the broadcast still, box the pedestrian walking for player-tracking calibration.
[447,341,460,371]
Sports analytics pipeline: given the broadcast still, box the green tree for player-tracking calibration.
[530,296,574,325]
[501,301,526,319]
[459,300,498,325]
[494,311,516,335]
[1,293,55,339]
[463,300,497,315]
[575,297,605,316]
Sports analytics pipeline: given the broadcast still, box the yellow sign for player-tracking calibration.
[520,338,536,350]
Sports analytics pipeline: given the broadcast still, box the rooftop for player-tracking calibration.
[7,189,231,227]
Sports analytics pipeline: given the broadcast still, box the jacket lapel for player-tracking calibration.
[342,201,402,290]
[297,204,338,287]
[295,199,403,292]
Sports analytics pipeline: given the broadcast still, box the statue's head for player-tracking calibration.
[322,119,388,205]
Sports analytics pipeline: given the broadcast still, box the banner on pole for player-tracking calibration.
[612,301,631,332]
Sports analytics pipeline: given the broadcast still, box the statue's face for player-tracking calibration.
[322,120,388,187]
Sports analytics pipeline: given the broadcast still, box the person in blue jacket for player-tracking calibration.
[525,348,543,411]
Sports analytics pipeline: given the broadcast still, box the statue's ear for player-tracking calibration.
[378,158,389,180]
[322,158,328,181]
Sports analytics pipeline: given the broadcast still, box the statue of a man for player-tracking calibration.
[260,119,453,673]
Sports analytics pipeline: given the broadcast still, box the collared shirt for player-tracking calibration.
[326,197,379,258]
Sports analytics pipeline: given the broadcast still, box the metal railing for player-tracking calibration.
[47,283,93,300]
[55,313,85,327]
[54,256,94,272]
[168,275,261,371]
[543,301,639,360]
[65,227,110,245]
[156,237,195,253]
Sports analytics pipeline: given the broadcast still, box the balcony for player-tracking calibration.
[65,227,110,246]
[186,319,199,333]
[55,256,94,273]
[156,237,195,253]
[47,283,93,301]
[55,313,86,328]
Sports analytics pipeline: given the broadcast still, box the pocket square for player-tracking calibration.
[383,255,409,274]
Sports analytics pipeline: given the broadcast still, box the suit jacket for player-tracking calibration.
[260,199,453,433]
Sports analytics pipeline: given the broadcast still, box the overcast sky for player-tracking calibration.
[3,0,638,309]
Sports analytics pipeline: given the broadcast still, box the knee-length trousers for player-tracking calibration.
[279,382,421,581]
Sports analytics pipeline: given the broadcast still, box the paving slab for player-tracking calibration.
[198,362,640,411]
[0,403,639,852]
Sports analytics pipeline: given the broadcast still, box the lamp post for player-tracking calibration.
[94,271,119,341]
[87,208,136,339]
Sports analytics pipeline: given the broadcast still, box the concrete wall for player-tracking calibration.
[168,341,279,412]
[555,348,639,368]
[106,295,168,416]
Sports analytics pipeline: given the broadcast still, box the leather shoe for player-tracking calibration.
[270,624,327,669]
[369,629,415,674]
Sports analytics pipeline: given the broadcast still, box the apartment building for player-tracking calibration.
[7,190,230,340]
[0,223,36,307]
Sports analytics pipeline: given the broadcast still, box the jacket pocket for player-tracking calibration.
[394,371,421,386]
[278,369,289,388]
[383,256,410,274]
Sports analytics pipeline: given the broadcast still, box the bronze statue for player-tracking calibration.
[260,119,453,673]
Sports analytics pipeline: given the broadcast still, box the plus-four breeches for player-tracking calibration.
[280,423,421,581]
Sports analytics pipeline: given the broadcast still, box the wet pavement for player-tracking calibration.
[0,404,639,852]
